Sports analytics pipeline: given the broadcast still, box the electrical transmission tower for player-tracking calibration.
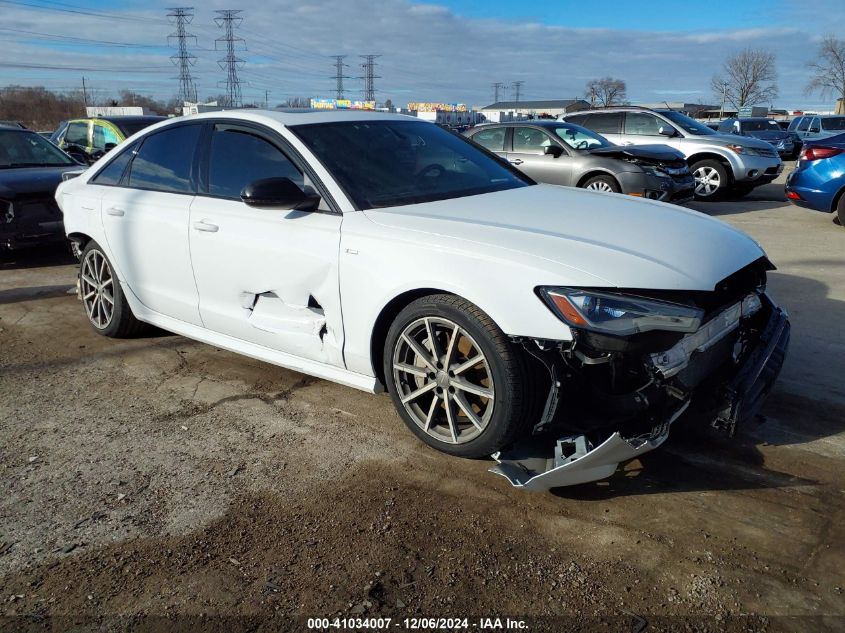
[330,55,350,100]
[491,82,505,103]
[512,81,524,103]
[214,9,246,108]
[359,54,381,102]
[167,7,198,104]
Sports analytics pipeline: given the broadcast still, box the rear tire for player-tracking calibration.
[79,240,146,338]
[691,159,729,200]
[582,174,621,194]
[383,294,536,458]
[837,193,845,228]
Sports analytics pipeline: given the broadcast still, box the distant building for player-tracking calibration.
[479,99,590,118]
[182,101,225,116]
[86,106,149,117]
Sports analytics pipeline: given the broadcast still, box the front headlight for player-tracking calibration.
[727,144,767,156]
[537,287,704,336]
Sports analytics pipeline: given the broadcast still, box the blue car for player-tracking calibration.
[785,133,845,226]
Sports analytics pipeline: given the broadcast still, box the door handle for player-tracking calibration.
[509,159,524,165]
[106,207,124,216]
[621,142,634,146]
[193,220,219,233]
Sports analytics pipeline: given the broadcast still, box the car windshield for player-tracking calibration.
[552,124,610,150]
[822,117,845,131]
[290,120,532,210]
[743,119,781,132]
[0,129,75,168]
[657,110,716,136]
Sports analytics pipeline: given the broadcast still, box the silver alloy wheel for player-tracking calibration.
[693,165,721,197]
[80,249,114,329]
[585,180,614,193]
[392,316,494,444]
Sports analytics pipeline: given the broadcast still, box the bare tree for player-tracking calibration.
[585,77,627,107]
[807,34,845,110]
[711,48,778,108]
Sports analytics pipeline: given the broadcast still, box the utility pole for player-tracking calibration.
[167,7,198,104]
[265,89,270,109]
[719,81,729,120]
[359,54,381,103]
[330,55,350,100]
[214,9,246,108]
[81,76,88,108]
[491,82,504,103]
[512,81,524,104]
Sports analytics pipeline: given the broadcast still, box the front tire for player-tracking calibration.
[383,294,535,458]
[837,194,845,228]
[79,240,146,338]
[691,159,729,200]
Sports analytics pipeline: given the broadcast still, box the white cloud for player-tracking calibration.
[0,0,839,110]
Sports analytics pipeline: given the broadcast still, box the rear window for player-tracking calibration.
[580,112,622,135]
[822,117,845,131]
[470,127,506,152]
[127,124,201,194]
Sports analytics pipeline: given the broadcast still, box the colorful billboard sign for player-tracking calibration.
[407,102,468,113]
[310,98,376,110]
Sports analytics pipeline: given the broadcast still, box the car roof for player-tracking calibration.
[96,115,167,123]
[161,109,417,128]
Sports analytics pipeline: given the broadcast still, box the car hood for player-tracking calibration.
[701,133,777,150]
[588,143,684,162]
[0,165,80,200]
[363,184,765,291]
[745,130,789,142]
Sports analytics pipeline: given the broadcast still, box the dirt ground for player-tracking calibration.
[1,166,844,632]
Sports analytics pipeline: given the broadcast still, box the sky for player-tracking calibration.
[0,0,843,110]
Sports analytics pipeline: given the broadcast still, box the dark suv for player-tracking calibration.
[717,118,795,159]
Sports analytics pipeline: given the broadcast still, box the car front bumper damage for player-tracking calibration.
[492,293,790,491]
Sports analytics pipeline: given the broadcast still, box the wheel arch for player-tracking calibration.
[67,231,93,258]
[830,181,845,214]
[369,287,454,387]
[575,170,621,190]
[687,152,735,183]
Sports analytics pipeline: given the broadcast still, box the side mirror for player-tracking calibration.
[657,126,675,137]
[543,145,563,157]
[240,177,320,211]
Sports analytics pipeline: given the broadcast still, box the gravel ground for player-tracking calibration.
[1,165,844,632]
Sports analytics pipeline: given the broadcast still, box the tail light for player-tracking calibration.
[799,146,844,161]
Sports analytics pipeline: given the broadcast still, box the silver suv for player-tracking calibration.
[563,107,783,200]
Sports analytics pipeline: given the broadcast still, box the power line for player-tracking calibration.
[330,55,350,100]
[167,7,198,104]
[359,54,380,102]
[214,9,246,108]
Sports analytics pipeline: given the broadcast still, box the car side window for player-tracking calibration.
[91,142,138,186]
[809,117,821,132]
[512,127,552,153]
[207,125,304,200]
[797,117,810,132]
[471,128,506,152]
[64,122,89,147]
[92,123,120,150]
[787,117,801,131]
[127,124,201,194]
[582,112,622,135]
[624,112,664,136]
[717,119,733,133]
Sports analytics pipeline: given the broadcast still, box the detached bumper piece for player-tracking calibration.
[491,403,687,491]
[492,292,789,492]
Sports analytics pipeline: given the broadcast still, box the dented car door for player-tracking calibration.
[188,122,344,366]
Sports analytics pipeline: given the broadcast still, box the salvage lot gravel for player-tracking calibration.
[1,165,844,632]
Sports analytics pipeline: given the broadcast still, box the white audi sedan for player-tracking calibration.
[56,110,789,490]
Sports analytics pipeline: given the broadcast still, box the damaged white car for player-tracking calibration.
[56,111,790,490]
